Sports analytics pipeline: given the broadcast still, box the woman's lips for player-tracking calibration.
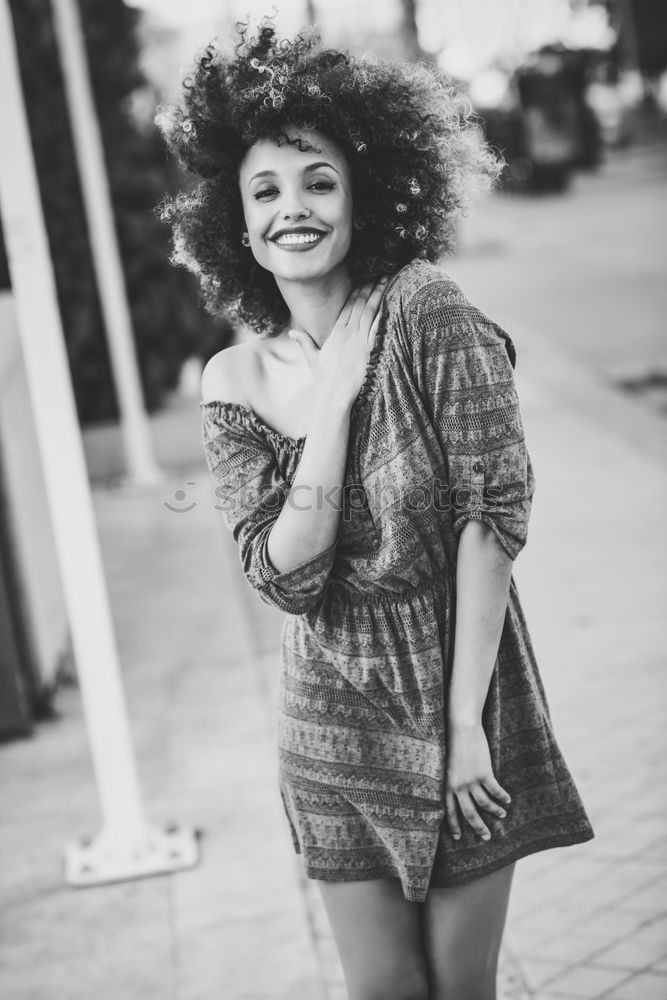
[270,230,327,251]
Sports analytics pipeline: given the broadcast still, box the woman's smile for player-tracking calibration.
[269,226,328,251]
[239,130,353,283]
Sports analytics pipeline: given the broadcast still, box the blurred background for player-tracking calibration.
[1,2,666,999]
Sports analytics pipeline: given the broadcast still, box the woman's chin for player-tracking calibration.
[267,254,346,284]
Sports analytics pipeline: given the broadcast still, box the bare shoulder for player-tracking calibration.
[200,342,261,406]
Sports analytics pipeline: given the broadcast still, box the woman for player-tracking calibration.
[158,21,594,1000]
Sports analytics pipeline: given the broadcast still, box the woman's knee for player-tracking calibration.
[429,963,496,1000]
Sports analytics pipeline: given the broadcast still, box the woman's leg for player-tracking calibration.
[316,877,429,1000]
[422,863,515,1000]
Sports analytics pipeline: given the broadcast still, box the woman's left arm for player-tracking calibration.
[403,271,537,841]
[445,520,514,841]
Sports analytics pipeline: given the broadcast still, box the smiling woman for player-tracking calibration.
[155,19,500,336]
[156,18,594,1000]
[240,134,354,281]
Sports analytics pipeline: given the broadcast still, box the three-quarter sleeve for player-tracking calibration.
[200,402,338,614]
[407,279,536,561]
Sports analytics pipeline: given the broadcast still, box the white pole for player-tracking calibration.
[0,0,197,885]
[51,0,163,489]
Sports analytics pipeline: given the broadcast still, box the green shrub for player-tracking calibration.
[0,0,233,425]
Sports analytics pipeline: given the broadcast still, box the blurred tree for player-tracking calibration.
[400,0,435,63]
[305,0,317,26]
[593,0,667,76]
[629,0,667,77]
[0,0,232,426]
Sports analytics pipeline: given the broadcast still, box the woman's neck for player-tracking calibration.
[274,264,353,348]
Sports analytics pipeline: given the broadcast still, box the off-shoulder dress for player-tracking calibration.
[200,258,594,903]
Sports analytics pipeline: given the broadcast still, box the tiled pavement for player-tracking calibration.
[487,326,667,999]
[0,459,325,1000]
[1,309,666,998]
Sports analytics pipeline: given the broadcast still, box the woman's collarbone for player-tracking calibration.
[249,339,317,438]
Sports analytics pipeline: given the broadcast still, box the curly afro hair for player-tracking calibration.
[156,19,502,337]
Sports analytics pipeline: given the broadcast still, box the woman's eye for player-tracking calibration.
[253,181,334,200]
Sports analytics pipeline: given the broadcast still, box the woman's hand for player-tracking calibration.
[445,719,511,841]
[288,278,388,406]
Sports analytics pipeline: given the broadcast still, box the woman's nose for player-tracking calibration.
[280,195,310,221]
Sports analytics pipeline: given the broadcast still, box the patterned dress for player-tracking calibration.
[200,258,594,903]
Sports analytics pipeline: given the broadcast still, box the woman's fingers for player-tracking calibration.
[346,279,386,345]
[346,281,376,328]
[446,778,511,841]
[336,283,367,327]
[367,311,381,348]
[287,329,320,367]
[345,277,386,326]
[482,776,512,808]
[334,275,390,331]
[363,277,389,313]
[455,788,491,840]
[361,278,388,325]
[445,790,461,840]
[470,782,507,820]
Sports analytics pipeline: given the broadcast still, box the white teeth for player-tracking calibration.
[274,232,322,246]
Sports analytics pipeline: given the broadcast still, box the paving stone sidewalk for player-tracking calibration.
[1,317,665,999]
[492,326,667,999]
[1,440,324,999]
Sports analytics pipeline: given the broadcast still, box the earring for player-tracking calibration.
[241,232,250,247]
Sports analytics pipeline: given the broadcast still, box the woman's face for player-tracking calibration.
[238,128,354,284]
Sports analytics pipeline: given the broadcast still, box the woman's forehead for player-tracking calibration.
[240,129,348,176]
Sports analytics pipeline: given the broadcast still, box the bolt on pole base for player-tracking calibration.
[64,822,201,888]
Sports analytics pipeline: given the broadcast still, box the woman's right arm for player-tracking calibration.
[202,279,386,586]
[265,388,353,574]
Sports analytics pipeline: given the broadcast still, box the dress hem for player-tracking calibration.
[297,826,596,902]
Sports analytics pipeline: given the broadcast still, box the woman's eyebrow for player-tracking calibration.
[248,169,276,185]
[304,161,339,175]
[248,161,340,186]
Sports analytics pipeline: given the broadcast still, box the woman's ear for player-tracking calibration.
[353,214,364,231]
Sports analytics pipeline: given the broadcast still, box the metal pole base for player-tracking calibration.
[64,821,201,887]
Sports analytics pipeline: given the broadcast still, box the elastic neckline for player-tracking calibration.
[200,267,404,454]
[199,398,307,452]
